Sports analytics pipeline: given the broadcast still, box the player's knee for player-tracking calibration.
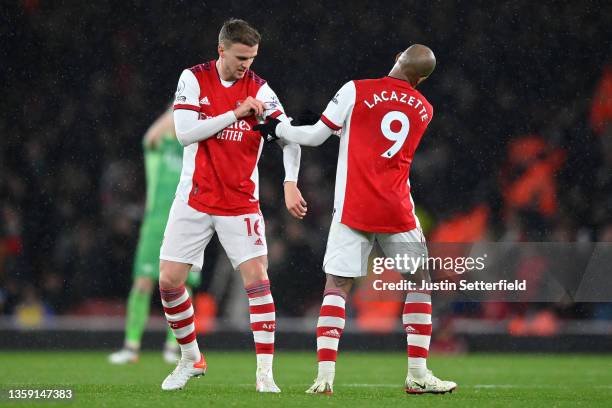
[325,274,354,294]
[159,261,188,289]
[159,275,185,289]
[239,256,268,284]
[252,260,267,277]
[247,268,268,283]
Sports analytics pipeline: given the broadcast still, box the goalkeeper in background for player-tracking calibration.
[109,107,202,364]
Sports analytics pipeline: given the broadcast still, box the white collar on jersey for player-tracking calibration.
[219,78,235,88]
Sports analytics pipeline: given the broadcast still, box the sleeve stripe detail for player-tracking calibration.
[173,104,199,112]
[321,115,342,131]
[269,110,283,119]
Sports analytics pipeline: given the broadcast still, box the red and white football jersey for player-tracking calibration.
[173,60,285,216]
[321,76,433,233]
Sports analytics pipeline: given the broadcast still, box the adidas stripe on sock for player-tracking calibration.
[402,290,432,378]
[316,288,346,374]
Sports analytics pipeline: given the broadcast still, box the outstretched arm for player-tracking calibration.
[256,81,355,147]
[276,120,334,146]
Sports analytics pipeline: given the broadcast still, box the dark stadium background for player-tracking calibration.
[1,0,611,351]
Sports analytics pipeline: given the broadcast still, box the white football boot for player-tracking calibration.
[108,348,138,364]
[305,371,334,394]
[405,370,457,394]
[255,369,281,393]
[161,353,207,391]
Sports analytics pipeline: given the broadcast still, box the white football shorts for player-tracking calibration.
[323,213,427,278]
[160,198,267,270]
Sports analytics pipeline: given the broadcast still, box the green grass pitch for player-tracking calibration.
[1,351,611,407]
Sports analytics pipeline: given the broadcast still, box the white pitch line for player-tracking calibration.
[343,384,401,388]
[344,384,564,389]
[230,383,600,390]
[473,384,567,389]
[235,383,400,388]
[334,384,566,389]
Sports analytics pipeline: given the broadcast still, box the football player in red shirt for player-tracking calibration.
[256,44,456,395]
[159,19,305,392]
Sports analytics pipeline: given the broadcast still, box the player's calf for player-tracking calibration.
[306,285,348,394]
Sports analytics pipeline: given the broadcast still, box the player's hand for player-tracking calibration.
[233,96,265,119]
[284,181,307,219]
[254,118,281,143]
[143,125,164,149]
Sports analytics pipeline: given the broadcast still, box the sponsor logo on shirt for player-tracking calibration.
[200,96,210,105]
[216,119,253,142]
[264,96,280,111]
[175,81,186,103]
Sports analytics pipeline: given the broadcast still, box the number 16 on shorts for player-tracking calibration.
[214,213,267,268]
[243,214,266,247]
[243,215,264,238]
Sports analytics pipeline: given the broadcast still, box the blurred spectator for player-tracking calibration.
[499,135,565,239]
[590,65,612,136]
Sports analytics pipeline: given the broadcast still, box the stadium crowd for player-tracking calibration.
[1,1,611,331]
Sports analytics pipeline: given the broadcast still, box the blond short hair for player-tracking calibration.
[219,19,261,47]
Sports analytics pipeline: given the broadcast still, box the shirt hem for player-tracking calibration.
[187,198,260,216]
[340,217,417,234]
